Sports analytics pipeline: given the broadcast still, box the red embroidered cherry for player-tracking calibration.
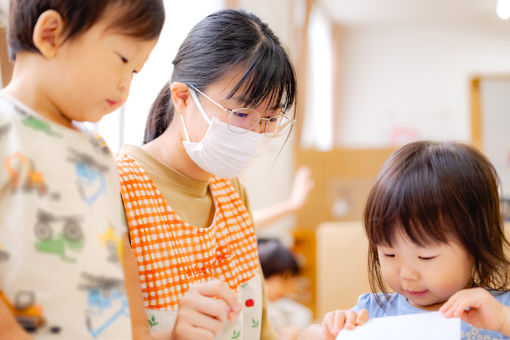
[245,299,254,307]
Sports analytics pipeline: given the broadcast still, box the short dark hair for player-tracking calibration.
[364,141,510,304]
[144,9,296,143]
[8,0,165,59]
[258,239,299,279]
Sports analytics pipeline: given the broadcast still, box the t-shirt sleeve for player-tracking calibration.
[351,293,376,312]
[0,109,10,185]
[0,108,11,276]
[231,177,254,222]
[351,293,392,317]
[493,290,510,306]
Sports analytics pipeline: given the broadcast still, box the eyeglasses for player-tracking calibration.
[188,84,294,138]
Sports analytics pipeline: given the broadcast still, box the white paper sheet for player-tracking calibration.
[336,312,460,340]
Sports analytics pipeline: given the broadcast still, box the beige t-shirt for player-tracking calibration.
[119,144,278,340]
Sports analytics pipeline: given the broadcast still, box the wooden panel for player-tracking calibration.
[292,228,316,316]
[470,77,482,149]
[295,148,395,229]
[0,27,13,87]
[224,0,239,9]
[316,221,369,318]
[316,221,510,319]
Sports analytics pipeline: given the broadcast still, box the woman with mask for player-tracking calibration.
[115,9,302,340]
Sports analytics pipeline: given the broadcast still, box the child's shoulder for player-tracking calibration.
[0,92,17,122]
[0,91,47,130]
[488,289,510,306]
[0,92,25,142]
[353,292,419,317]
[353,292,397,311]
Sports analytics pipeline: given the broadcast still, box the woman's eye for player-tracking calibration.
[383,254,395,258]
[232,111,248,118]
[119,55,128,64]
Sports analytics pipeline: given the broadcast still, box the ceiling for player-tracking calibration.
[319,0,509,26]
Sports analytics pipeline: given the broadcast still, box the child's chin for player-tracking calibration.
[86,111,108,123]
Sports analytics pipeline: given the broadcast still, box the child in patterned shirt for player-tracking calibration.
[0,1,165,339]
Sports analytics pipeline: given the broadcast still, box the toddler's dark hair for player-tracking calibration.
[364,141,510,301]
[258,238,299,279]
[8,0,165,59]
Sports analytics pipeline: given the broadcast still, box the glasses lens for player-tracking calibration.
[264,114,293,137]
[228,109,294,137]
[228,109,261,133]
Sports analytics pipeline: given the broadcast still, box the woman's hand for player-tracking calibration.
[440,287,510,336]
[171,279,241,340]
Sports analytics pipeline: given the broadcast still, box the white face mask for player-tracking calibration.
[180,88,266,179]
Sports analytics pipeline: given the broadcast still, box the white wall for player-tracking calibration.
[115,0,223,149]
[236,0,298,243]
[337,24,510,147]
[0,0,7,26]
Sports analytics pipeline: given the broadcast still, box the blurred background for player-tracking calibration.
[2,0,510,331]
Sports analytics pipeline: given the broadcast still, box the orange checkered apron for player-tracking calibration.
[116,153,263,338]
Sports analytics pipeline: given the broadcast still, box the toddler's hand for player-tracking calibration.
[440,287,510,336]
[321,309,369,339]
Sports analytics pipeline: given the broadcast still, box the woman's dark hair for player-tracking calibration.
[364,141,510,304]
[8,0,165,59]
[258,238,299,279]
[144,9,297,143]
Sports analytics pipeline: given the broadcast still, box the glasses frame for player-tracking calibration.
[188,84,294,138]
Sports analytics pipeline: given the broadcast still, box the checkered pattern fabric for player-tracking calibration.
[116,154,260,310]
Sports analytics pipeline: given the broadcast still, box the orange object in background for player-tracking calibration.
[0,290,45,332]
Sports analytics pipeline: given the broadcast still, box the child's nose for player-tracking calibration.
[118,73,133,92]
[399,263,420,281]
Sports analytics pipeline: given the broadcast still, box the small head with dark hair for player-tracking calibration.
[258,239,299,301]
[143,9,296,144]
[8,0,165,59]
[4,0,164,127]
[364,141,510,309]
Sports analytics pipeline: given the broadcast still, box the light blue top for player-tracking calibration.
[352,291,510,340]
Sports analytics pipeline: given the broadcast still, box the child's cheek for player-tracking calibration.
[380,263,400,290]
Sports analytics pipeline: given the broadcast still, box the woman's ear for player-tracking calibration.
[170,82,190,112]
[32,10,66,58]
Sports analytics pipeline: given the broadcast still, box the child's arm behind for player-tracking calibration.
[440,287,510,337]
[0,299,33,340]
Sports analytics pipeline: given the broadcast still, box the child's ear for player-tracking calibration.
[32,10,65,58]
[170,82,191,111]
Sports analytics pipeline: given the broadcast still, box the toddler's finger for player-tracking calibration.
[332,311,346,334]
[322,312,335,335]
[344,310,357,330]
[356,309,369,325]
